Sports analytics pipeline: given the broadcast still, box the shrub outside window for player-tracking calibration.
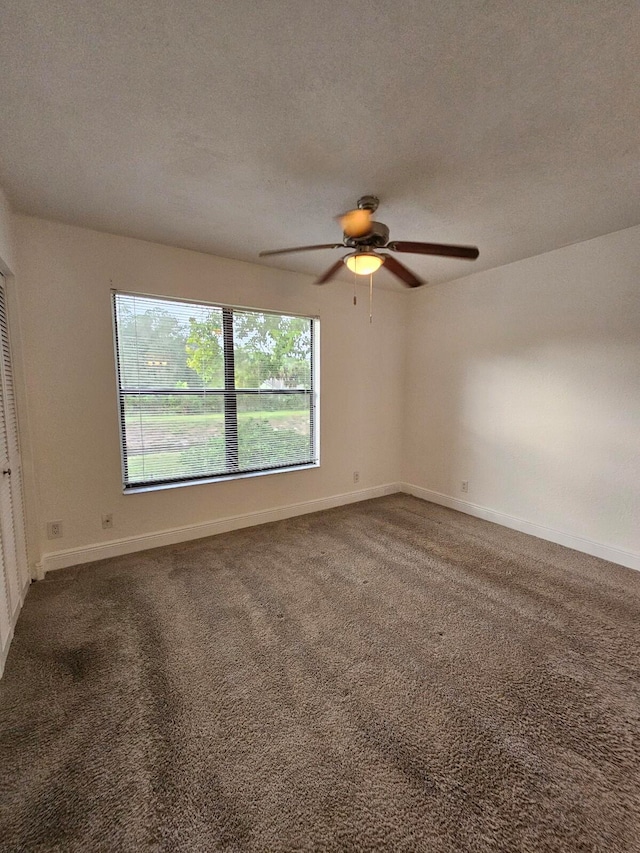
[112,292,319,491]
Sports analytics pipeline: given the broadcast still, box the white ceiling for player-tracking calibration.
[1,0,639,287]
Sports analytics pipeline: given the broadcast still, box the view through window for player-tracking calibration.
[113,292,318,489]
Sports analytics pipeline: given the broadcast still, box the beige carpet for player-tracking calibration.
[1,494,639,852]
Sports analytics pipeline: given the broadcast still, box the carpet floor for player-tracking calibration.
[0,494,639,852]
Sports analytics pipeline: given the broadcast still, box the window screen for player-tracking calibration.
[113,292,318,490]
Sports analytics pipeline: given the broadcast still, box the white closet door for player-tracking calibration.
[0,511,10,656]
[0,273,29,662]
[0,278,29,593]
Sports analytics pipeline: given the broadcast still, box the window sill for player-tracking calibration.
[122,461,320,495]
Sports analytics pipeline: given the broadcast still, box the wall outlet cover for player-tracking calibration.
[47,521,63,539]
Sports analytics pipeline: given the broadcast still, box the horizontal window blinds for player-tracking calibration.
[113,292,318,489]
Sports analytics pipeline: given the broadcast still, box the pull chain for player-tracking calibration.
[369,273,373,323]
[353,270,357,305]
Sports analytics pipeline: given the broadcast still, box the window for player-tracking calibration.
[112,292,318,491]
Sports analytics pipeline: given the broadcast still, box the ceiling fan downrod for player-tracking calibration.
[355,195,379,213]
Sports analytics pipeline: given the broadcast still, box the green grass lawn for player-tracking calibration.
[125,409,312,481]
[126,450,190,479]
[125,409,308,427]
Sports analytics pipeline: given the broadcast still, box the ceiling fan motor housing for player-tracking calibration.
[344,221,389,249]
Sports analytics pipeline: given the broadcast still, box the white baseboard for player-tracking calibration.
[402,483,640,572]
[37,482,640,576]
[40,483,403,574]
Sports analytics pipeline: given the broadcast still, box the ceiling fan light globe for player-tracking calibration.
[344,253,383,276]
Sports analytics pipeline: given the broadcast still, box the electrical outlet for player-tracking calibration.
[461,480,469,493]
[353,471,360,484]
[101,513,113,530]
[47,521,63,539]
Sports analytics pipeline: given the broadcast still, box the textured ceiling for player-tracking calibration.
[1,0,639,287]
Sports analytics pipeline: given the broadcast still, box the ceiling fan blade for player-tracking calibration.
[314,259,345,285]
[387,241,479,260]
[380,254,425,288]
[337,208,372,238]
[259,243,343,257]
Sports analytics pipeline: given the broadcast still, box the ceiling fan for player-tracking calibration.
[259,195,479,287]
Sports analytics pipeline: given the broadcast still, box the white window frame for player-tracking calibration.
[112,291,320,493]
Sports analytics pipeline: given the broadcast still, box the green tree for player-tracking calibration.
[233,312,311,388]
[185,310,224,387]
[185,310,311,391]
[117,305,196,388]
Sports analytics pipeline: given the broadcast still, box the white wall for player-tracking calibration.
[404,225,640,568]
[11,215,640,575]
[14,216,406,570]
